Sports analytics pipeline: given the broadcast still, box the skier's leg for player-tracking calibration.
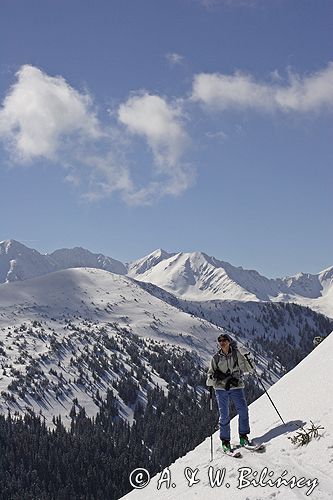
[230,388,250,436]
[215,389,231,441]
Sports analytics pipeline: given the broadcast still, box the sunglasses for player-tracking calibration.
[218,338,230,343]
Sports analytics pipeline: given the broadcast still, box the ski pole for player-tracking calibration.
[209,386,214,461]
[244,353,287,427]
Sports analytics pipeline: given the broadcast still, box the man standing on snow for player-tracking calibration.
[207,333,255,453]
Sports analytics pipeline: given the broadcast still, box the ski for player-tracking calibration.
[237,443,266,453]
[222,449,243,459]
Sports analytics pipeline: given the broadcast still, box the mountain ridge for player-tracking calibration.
[0,239,126,283]
[1,240,332,317]
[128,249,333,317]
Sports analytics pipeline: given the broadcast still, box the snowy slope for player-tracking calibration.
[0,267,221,358]
[122,333,333,500]
[128,250,333,317]
[0,267,230,424]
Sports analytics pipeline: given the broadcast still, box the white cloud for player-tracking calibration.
[192,63,333,113]
[166,52,184,66]
[0,65,100,162]
[118,93,187,167]
[0,66,195,206]
[118,93,193,200]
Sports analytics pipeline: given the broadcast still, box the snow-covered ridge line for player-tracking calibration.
[1,240,332,317]
[128,249,333,300]
[0,239,126,283]
[129,249,333,317]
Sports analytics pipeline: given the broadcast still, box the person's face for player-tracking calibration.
[219,338,230,350]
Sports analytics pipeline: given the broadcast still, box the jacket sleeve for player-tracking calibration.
[237,346,255,374]
[206,356,217,387]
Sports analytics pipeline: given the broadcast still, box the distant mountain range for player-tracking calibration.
[0,239,126,283]
[1,240,332,317]
[128,249,333,318]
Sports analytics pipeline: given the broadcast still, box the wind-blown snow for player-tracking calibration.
[122,333,333,499]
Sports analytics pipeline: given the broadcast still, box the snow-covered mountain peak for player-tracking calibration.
[319,266,333,281]
[129,250,275,301]
[155,248,169,257]
[147,248,172,261]
[0,239,34,256]
[127,248,175,275]
[0,239,57,283]
[0,240,127,284]
[48,246,126,275]
[128,250,333,316]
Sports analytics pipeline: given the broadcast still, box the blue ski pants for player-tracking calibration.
[215,388,250,441]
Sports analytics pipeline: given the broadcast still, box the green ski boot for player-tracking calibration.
[221,439,231,453]
[239,434,250,447]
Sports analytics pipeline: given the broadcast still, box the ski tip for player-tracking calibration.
[223,449,243,458]
[233,442,266,453]
[245,443,266,453]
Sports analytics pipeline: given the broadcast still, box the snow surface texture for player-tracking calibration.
[122,334,333,500]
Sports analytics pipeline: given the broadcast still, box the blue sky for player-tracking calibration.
[0,0,332,277]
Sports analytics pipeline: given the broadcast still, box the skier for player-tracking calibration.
[207,333,255,453]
